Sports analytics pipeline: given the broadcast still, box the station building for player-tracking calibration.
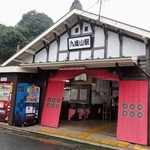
[0,9,150,145]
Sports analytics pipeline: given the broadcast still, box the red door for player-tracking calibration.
[117,80,148,145]
[41,80,65,128]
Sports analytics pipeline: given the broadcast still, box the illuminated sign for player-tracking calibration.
[68,36,91,50]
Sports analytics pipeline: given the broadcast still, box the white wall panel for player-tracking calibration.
[94,27,105,47]
[69,51,79,60]
[48,41,57,62]
[107,31,119,58]
[123,37,146,56]
[81,50,91,60]
[23,55,33,63]
[59,33,68,51]
[35,48,47,63]
[93,49,104,59]
[71,24,80,35]
[58,53,68,61]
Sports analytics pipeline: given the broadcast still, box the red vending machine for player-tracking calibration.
[0,82,13,123]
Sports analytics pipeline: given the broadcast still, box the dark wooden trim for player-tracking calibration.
[53,32,60,61]
[89,19,95,59]
[33,54,35,63]
[93,46,105,50]
[79,50,82,60]
[65,24,71,37]
[134,63,150,79]
[116,63,122,80]
[8,75,18,125]
[42,40,50,62]
[102,24,108,58]
[82,18,144,43]
[89,19,95,35]
[118,30,123,57]
[77,15,83,35]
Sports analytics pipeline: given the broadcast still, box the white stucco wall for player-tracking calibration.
[59,33,68,51]
[82,22,92,34]
[93,49,104,59]
[30,22,146,64]
[107,31,120,58]
[23,55,33,64]
[69,51,79,60]
[58,53,68,61]
[71,24,81,35]
[35,48,47,63]
[94,27,105,47]
[81,50,91,60]
[48,41,58,62]
[122,37,146,56]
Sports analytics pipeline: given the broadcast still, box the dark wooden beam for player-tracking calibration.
[118,29,123,57]
[134,63,150,79]
[42,40,50,62]
[77,15,83,32]
[102,24,108,58]
[115,63,122,80]
[89,19,95,34]
[53,32,60,61]
[65,24,71,37]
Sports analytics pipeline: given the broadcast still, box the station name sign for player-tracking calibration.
[68,36,91,50]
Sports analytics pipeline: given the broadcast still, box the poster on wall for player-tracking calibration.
[63,90,70,101]
[70,89,78,100]
[79,89,87,101]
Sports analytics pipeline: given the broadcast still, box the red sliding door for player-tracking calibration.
[117,80,148,145]
[41,80,65,128]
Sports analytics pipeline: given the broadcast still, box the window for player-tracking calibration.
[84,26,88,32]
[75,27,79,33]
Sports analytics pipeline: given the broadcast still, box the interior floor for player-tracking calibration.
[59,119,117,137]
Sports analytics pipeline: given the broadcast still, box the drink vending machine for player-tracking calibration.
[0,82,13,123]
[13,83,40,126]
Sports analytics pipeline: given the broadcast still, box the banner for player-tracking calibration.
[117,80,148,145]
[41,80,65,128]
[51,69,118,81]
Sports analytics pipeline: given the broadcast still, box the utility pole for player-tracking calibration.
[98,0,102,22]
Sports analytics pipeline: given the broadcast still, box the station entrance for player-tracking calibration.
[41,69,148,145]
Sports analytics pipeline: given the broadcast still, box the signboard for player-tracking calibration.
[68,36,91,50]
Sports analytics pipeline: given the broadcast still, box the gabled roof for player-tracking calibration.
[1,9,150,67]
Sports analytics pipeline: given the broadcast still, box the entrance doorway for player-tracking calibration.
[60,75,119,138]
[41,69,148,145]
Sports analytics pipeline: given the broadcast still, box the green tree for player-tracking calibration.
[16,10,54,44]
[0,10,54,63]
[0,26,26,63]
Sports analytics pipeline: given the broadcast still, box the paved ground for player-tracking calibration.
[0,120,150,150]
[0,127,111,150]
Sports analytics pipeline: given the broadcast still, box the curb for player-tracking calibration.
[0,123,150,150]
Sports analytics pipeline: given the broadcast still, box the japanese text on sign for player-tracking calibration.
[68,36,91,50]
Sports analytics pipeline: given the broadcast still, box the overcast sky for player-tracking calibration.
[0,0,149,31]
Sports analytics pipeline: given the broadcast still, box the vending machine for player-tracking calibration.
[13,83,40,126]
[0,82,13,123]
